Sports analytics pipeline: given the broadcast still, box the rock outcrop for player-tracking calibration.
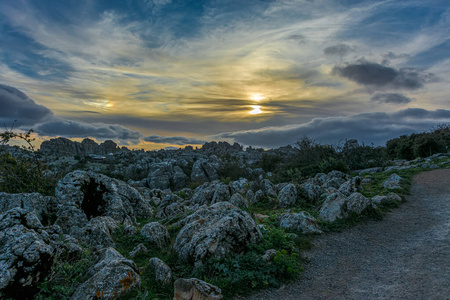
[173,202,262,267]
[40,137,121,157]
[71,248,141,299]
[54,171,154,241]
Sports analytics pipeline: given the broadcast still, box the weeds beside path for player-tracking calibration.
[237,169,450,300]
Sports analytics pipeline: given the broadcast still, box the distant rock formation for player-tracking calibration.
[39,137,124,156]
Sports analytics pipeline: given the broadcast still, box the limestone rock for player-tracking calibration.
[229,193,248,209]
[344,192,372,215]
[141,222,170,249]
[279,212,322,234]
[156,194,185,219]
[210,183,231,204]
[71,248,141,300]
[301,183,322,204]
[191,159,219,183]
[0,192,50,224]
[383,173,404,190]
[319,192,347,222]
[0,208,56,298]
[55,171,154,238]
[173,202,262,267]
[278,184,297,208]
[372,193,402,206]
[80,216,119,249]
[149,257,172,286]
[173,278,223,300]
[262,249,278,263]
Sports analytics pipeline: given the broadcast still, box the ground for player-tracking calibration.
[237,169,450,300]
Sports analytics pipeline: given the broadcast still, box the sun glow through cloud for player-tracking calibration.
[250,93,265,102]
[249,105,263,115]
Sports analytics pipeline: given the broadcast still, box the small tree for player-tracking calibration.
[0,122,57,195]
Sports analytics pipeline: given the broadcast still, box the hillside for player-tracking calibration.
[0,128,449,299]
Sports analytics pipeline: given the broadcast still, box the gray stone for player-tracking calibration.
[278,184,297,208]
[71,248,141,300]
[141,222,170,249]
[262,249,278,263]
[383,173,404,190]
[279,212,323,234]
[229,193,248,209]
[55,171,154,237]
[345,192,372,215]
[149,257,172,286]
[173,202,261,267]
[80,216,119,249]
[0,208,55,298]
[301,183,322,203]
[0,193,49,224]
[319,192,347,222]
[173,278,223,300]
[191,159,219,183]
[210,184,231,205]
[372,193,402,206]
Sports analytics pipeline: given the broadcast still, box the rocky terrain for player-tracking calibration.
[1,137,449,299]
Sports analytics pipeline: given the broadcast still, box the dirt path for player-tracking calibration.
[237,169,450,300]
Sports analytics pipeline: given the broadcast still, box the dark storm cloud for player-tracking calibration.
[333,61,437,90]
[0,84,53,127]
[370,93,412,104]
[324,44,354,57]
[213,108,450,148]
[34,119,143,144]
[143,135,207,145]
[1,84,142,144]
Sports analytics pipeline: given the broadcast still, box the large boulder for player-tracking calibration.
[155,194,185,219]
[190,159,219,183]
[301,183,322,204]
[0,208,56,298]
[140,222,170,249]
[173,278,223,300]
[278,184,297,208]
[210,183,231,205]
[319,192,372,222]
[279,212,322,234]
[229,193,248,209]
[71,248,141,299]
[149,257,172,286]
[319,192,347,222]
[372,193,403,206]
[0,192,51,224]
[80,216,119,249]
[54,171,154,237]
[147,162,173,190]
[173,202,262,267]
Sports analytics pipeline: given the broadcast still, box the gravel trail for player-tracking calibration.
[237,169,450,300]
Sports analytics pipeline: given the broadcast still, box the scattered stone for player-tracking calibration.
[149,257,172,286]
[319,192,347,222]
[278,184,297,208]
[262,249,278,262]
[372,193,402,206]
[345,192,372,215]
[279,212,323,234]
[173,278,223,300]
[383,173,404,190]
[140,222,170,249]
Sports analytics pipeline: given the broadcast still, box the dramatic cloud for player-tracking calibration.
[370,93,412,104]
[143,135,207,145]
[0,84,53,127]
[214,109,450,148]
[324,44,354,57]
[333,61,436,90]
[34,119,143,144]
[1,84,142,144]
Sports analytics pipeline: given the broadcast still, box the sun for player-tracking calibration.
[249,105,263,115]
[250,93,265,101]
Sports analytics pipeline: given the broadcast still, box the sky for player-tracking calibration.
[1,0,450,150]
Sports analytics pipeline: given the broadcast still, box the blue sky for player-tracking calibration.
[1,0,449,148]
